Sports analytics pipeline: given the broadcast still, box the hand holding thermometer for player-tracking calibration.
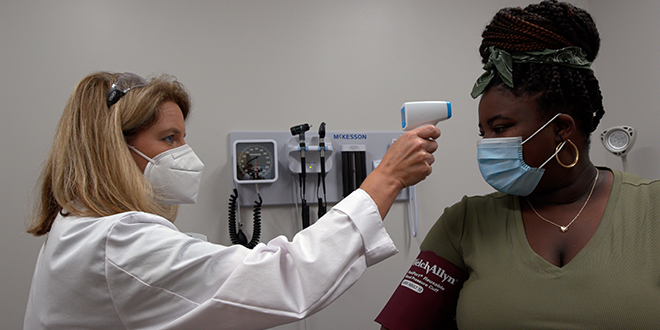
[401,101,452,131]
[400,101,451,237]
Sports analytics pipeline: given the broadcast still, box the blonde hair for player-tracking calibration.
[28,72,191,236]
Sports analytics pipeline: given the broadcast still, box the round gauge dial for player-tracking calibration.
[233,140,278,183]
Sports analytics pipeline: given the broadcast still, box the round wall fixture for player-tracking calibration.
[600,126,636,157]
[600,125,636,172]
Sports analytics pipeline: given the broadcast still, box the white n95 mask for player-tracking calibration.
[129,144,204,204]
[477,113,563,196]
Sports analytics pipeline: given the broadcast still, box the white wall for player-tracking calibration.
[587,0,660,179]
[2,1,658,329]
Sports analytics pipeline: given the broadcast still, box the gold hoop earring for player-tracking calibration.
[556,139,579,168]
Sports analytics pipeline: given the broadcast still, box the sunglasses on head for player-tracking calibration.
[107,72,147,108]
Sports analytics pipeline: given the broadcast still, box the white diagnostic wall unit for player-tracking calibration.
[228,131,408,206]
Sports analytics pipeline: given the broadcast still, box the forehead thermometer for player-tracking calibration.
[401,101,452,131]
[399,101,451,239]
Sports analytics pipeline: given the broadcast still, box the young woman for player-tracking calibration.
[377,1,660,329]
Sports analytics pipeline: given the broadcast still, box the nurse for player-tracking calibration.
[24,71,440,329]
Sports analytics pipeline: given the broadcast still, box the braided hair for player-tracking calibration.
[479,0,604,140]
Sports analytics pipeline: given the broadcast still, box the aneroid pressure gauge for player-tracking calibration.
[233,139,278,184]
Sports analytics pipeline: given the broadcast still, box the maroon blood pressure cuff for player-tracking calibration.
[375,250,467,330]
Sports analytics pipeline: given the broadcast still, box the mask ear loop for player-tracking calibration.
[521,113,563,145]
[538,140,566,169]
[555,139,579,168]
[128,145,156,165]
[521,113,567,170]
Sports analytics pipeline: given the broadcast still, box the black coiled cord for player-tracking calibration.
[247,194,262,249]
[228,189,246,246]
[228,188,261,249]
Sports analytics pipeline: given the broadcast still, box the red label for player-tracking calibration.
[376,250,467,330]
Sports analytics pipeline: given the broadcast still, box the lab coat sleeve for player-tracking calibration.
[104,188,398,330]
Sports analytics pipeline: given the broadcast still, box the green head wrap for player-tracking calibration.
[470,46,592,99]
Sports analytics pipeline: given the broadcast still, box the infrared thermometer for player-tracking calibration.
[401,101,452,131]
[399,101,451,237]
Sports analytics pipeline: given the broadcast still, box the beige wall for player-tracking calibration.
[2,1,657,329]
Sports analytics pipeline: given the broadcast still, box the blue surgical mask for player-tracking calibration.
[477,113,564,196]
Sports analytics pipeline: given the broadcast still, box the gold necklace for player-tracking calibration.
[526,170,599,233]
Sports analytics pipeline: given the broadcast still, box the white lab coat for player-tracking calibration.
[24,189,397,330]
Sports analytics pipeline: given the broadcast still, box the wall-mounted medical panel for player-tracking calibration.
[228,131,407,206]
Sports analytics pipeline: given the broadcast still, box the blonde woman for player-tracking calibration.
[24,71,440,329]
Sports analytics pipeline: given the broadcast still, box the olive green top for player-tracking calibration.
[422,168,660,329]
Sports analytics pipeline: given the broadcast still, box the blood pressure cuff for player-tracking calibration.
[375,250,467,330]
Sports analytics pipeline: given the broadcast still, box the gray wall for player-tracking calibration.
[2,1,658,329]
